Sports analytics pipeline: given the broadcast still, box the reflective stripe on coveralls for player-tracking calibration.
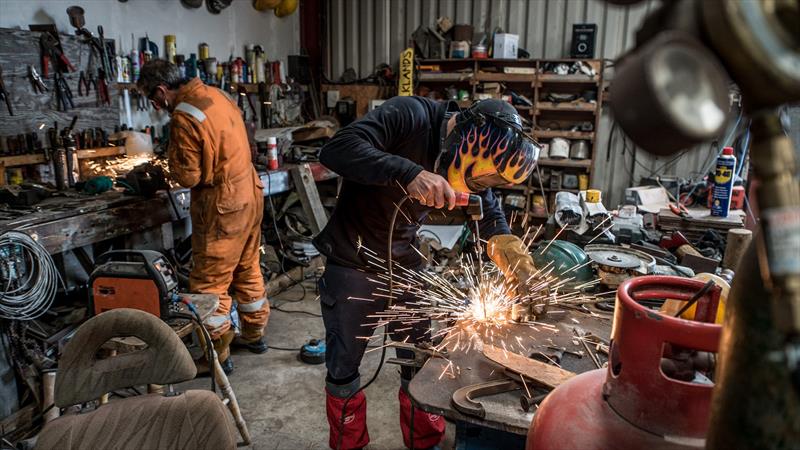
[237,297,267,312]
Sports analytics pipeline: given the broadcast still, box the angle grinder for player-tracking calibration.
[300,339,326,364]
[421,192,484,225]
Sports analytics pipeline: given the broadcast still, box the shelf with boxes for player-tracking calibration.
[415,57,604,222]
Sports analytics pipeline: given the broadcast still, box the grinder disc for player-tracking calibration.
[585,244,655,270]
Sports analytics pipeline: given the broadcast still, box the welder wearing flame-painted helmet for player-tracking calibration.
[435,99,540,193]
[437,100,542,296]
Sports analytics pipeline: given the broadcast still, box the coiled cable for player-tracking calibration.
[0,231,63,321]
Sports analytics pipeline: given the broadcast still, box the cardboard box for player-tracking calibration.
[493,33,519,59]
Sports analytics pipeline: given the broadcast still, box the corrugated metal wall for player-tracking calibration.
[326,0,660,79]
[325,0,721,207]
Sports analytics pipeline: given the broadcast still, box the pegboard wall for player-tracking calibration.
[0,27,119,137]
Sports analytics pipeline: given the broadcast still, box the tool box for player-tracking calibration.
[90,250,179,318]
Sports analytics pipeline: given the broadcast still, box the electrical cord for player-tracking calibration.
[271,304,322,317]
[169,301,216,393]
[0,231,64,320]
[265,172,308,302]
[335,195,409,450]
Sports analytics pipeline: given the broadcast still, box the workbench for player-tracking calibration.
[408,309,612,447]
[0,162,337,255]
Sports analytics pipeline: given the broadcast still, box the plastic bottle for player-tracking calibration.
[130,52,140,82]
[267,136,279,170]
[711,146,737,217]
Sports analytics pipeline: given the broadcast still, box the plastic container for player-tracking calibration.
[471,44,487,59]
[710,146,737,217]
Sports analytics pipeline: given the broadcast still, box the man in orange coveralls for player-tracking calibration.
[138,60,268,374]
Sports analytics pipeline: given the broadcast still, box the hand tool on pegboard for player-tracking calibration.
[29,66,48,93]
[96,69,111,106]
[0,65,13,115]
[77,71,94,97]
[54,72,74,111]
[39,32,75,78]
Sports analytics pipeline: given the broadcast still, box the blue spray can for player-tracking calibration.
[711,146,737,217]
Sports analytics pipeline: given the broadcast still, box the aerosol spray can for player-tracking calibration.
[711,146,737,217]
[267,136,279,170]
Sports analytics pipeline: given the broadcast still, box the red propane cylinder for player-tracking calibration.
[527,276,722,450]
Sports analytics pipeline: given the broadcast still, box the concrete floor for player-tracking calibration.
[181,279,456,450]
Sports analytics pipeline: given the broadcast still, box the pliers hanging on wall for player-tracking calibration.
[40,33,75,78]
[77,70,95,97]
[29,65,48,93]
[55,72,74,111]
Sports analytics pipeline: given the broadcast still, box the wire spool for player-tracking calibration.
[300,339,326,364]
[0,231,62,320]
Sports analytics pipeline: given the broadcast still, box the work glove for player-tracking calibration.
[487,234,538,296]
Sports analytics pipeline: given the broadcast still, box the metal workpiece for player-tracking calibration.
[749,112,800,336]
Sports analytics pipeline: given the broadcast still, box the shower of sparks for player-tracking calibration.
[353,224,601,379]
[83,154,171,182]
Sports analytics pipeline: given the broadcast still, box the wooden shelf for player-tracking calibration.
[475,72,535,83]
[533,130,594,140]
[76,146,126,159]
[418,72,473,82]
[496,184,528,192]
[0,154,46,167]
[540,187,580,193]
[537,74,598,84]
[536,101,597,113]
[230,83,260,93]
[1,147,125,168]
[538,158,592,169]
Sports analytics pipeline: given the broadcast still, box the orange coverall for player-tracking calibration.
[168,78,269,351]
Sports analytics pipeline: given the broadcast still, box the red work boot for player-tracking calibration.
[399,387,445,449]
[326,388,369,450]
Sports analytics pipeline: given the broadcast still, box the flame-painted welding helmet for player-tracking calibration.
[435,99,540,193]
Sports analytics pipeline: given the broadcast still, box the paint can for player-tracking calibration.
[471,44,487,59]
[198,42,210,61]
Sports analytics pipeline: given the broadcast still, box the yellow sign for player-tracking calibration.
[398,48,414,96]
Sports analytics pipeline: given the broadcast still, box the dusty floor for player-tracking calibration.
[181,278,456,450]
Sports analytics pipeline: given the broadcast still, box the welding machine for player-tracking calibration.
[90,250,179,318]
